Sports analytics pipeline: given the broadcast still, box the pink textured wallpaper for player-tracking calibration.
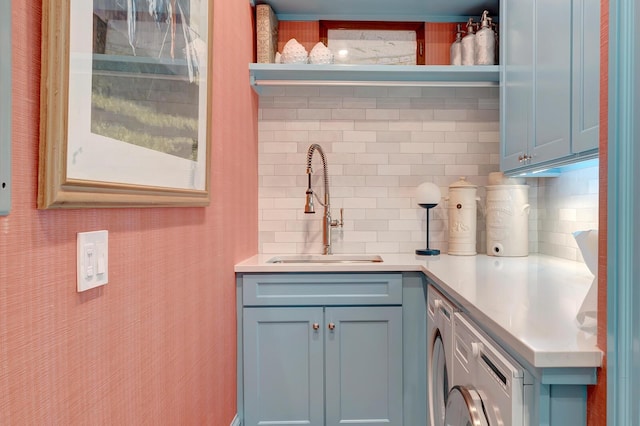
[0,1,257,424]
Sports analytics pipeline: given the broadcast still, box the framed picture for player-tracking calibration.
[320,21,425,65]
[38,0,212,209]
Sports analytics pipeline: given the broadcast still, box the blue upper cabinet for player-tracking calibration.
[500,0,600,174]
[501,0,534,170]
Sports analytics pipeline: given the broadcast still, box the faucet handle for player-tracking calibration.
[331,208,344,228]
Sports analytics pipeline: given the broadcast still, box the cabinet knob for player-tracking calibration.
[328,322,336,331]
[518,155,525,163]
[312,323,320,331]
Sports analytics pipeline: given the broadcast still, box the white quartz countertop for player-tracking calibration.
[235,253,602,369]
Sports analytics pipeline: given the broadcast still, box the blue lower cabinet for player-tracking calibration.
[325,307,403,425]
[242,305,403,426]
[243,307,325,426]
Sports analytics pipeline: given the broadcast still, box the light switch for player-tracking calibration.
[77,230,108,292]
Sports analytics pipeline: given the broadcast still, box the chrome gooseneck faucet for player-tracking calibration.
[304,143,343,255]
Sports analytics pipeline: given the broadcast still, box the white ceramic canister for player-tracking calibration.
[447,177,479,255]
[485,172,530,256]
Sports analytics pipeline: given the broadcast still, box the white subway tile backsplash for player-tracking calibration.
[273,97,309,108]
[376,131,411,142]
[332,109,367,120]
[262,209,298,221]
[378,165,412,176]
[262,176,298,187]
[342,98,377,109]
[389,87,423,98]
[389,154,424,165]
[445,132,479,143]
[367,143,402,153]
[365,242,401,253]
[410,97,446,109]
[298,109,333,120]
[434,143,468,154]
[355,121,391,131]
[455,122,500,131]
[344,130,378,142]
[399,110,435,121]
[366,109,401,120]
[444,165,479,176]
[354,153,390,165]
[559,208,578,221]
[320,121,355,131]
[400,143,435,154]
[366,209,401,220]
[262,108,299,120]
[536,165,599,261]
[434,109,468,121]
[389,121,424,131]
[308,97,343,109]
[285,87,320,97]
[376,98,412,109]
[354,87,390,97]
[343,198,378,209]
[341,164,377,177]
[262,243,299,254]
[467,109,500,121]
[257,89,598,260]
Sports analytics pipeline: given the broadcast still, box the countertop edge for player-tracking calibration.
[234,253,604,369]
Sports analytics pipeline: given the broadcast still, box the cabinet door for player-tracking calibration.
[243,307,324,426]
[325,306,403,426]
[532,0,572,164]
[501,0,535,171]
[571,0,600,153]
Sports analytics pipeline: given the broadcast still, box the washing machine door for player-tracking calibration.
[429,334,449,426]
[444,385,489,426]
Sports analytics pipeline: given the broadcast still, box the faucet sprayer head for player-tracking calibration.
[304,189,315,213]
[304,166,316,213]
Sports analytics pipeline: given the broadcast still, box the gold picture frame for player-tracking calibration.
[38,0,212,209]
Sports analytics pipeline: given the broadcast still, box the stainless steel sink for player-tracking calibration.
[267,254,383,264]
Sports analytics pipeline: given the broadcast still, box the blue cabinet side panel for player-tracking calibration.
[402,273,428,426]
[571,0,601,154]
[549,385,587,426]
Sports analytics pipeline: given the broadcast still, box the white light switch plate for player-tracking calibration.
[77,230,108,292]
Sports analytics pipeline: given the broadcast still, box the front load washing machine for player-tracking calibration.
[427,286,457,426]
[446,313,533,425]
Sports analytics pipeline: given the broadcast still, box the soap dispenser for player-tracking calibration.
[450,24,463,65]
[461,18,476,66]
[475,10,496,65]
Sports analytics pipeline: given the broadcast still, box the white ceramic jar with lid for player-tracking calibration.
[446,177,479,255]
[485,172,530,256]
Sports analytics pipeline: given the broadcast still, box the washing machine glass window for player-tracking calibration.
[430,334,449,426]
[428,286,457,426]
[444,385,489,426]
